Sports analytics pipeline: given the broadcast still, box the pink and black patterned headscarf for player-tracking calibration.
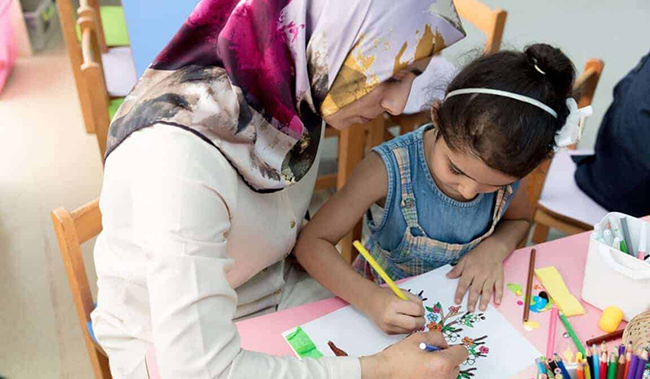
[106,0,466,192]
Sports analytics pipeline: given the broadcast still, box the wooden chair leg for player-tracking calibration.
[531,222,550,244]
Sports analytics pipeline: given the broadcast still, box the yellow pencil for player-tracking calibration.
[353,240,409,301]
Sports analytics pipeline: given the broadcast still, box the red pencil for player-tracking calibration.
[600,352,607,379]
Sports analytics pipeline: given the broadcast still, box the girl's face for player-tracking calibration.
[426,131,519,202]
[323,58,431,130]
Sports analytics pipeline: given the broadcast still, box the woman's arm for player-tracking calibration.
[295,153,425,335]
[447,180,533,312]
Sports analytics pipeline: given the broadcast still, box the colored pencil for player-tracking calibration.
[554,354,572,379]
[588,348,595,379]
[594,345,601,379]
[545,360,555,378]
[585,358,593,379]
[616,353,626,379]
[547,306,559,357]
[608,352,618,379]
[353,241,409,301]
[548,358,559,372]
[625,351,638,379]
[577,360,585,379]
[620,217,634,255]
[633,350,648,379]
[619,344,626,357]
[555,368,564,379]
[587,329,624,346]
[419,343,442,352]
[558,311,586,356]
[537,357,548,375]
[624,351,632,379]
[523,248,537,322]
[600,352,608,379]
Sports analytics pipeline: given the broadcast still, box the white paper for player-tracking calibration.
[283,266,542,378]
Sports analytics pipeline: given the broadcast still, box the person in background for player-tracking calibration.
[575,52,650,217]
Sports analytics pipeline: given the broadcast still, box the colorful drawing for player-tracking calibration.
[423,297,489,378]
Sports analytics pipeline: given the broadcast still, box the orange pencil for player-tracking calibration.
[577,360,585,379]
[624,350,632,378]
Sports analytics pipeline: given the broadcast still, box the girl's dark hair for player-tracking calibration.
[435,43,575,178]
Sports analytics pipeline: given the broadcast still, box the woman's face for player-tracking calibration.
[323,58,431,130]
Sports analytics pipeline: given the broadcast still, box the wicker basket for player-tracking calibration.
[623,310,650,353]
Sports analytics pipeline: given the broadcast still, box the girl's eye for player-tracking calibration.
[448,164,462,176]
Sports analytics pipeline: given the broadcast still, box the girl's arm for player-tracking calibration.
[447,180,533,312]
[295,153,425,335]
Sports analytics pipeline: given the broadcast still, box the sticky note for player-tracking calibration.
[534,266,585,317]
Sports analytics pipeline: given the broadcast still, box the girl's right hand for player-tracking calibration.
[365,287,426,335]
[360,331,469,379]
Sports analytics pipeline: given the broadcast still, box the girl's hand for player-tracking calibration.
[360,331,468,379]
[446,239,510,312]
[364,287,426,335]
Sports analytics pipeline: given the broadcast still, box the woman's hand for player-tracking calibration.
[360,331,468,379]
[446,238,510,312]
[363,287,426,335]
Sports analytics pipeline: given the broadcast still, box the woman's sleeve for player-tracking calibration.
[131,136,361,379]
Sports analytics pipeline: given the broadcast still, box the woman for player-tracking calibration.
[91,0,468,378]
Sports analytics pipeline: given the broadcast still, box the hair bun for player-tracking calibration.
[524,43,575,98]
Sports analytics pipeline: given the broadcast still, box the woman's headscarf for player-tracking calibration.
[106,0,466,192]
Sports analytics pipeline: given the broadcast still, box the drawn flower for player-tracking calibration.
[432,305,442,313]
[427,322,442,331]
[462,337,474,346]
[479,346,489,354]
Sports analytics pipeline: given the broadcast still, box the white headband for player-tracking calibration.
[444,88,593,149]
[445,88,558,118]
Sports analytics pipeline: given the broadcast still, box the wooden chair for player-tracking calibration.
[51,199,111,379]
[527,59,606,243]
[57,0,135,158]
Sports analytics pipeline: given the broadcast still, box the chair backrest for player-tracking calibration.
[453,0,507,55]
[57,0,111,158]
[51,199,111,379]
[77,2,111,157]
[525,59,605,212]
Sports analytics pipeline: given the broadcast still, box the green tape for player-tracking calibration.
[285,327,323,359]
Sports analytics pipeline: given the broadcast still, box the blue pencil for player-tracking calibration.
[419,343,442,352]
[593,345,600,379]
[554,354,572,379]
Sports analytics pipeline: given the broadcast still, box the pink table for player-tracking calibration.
[146,226,640,378]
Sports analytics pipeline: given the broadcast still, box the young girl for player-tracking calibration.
[295,43,590,335]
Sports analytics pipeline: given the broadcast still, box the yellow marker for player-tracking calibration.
[353,241,409,301]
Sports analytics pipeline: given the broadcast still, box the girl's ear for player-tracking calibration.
[429,99,442,128]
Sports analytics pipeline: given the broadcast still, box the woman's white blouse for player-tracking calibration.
[91,125,360,378]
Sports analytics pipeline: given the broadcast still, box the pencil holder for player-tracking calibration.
[623,311,650,353]
[581,213,650,321]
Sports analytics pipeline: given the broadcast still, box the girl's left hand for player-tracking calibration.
[445,239,510,312]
